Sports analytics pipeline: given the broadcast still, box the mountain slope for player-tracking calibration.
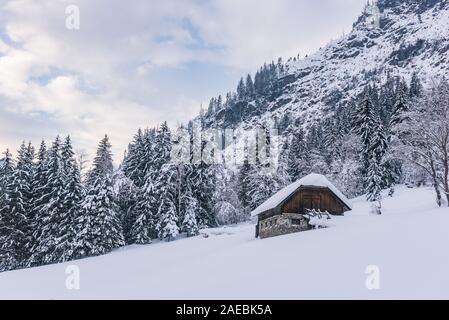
[203,0,449,130]
[0,186,447,299]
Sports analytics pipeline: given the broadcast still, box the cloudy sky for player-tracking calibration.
[0,0,365,163]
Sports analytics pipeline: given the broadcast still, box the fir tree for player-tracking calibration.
[353,88,378,174]
[155,164,180,241]
[287,129,309,181]
[113,170,138,245]
[390,80,409,129]
[181,192,199,237]
[130,176,157,244]
[191,162,217,228]
[237,159,252,215]
[0,149,19,271]
[11,142,35,263]
[29,136,66,266]
[74,136,124,258]
[246,74,255,99]
[86,135,114,187]
[76,175,125,257]
[365,122,388,202]
[122,129,145,187]
[409,72,423,98]
[57,136,84,262]
[151,122,172,175]
[237,77,246,100]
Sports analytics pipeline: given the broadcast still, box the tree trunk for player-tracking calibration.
[430,156,442,207]
[442,142,449,207]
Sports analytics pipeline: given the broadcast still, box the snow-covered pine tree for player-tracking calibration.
[390,79,410,130]
[77,174,125,257]
[213,166,243,225]
[122,129,145,187]
[26,140,50,266]
[191,162,217,228]
[10,142,35,264]
[188,123,218,228]
[246,165,279,211]
[56,136,84,262]
[181,190,199,237]
[306,125,329,174]
[275,141,292,189]
[353,87,378,176]
[237,157,253,213]
[74,136,124,258]
[28,136,67,266]
[237,77,246,100]
[155,164,180,241]
[246,74,255,99]
[86,135,114,187]
[365,121,388,202]
[130,176,157,244]
[287,128,309,181]
[113,170,138,245]
[409,71,423,98]
[0,149,19,271]
[152,122,172,174]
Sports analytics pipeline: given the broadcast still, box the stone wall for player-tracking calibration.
[258,213,311,239]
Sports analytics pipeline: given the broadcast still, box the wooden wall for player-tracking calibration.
[281,187,346,215]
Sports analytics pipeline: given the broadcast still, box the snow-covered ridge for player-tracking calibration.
[203,0,449,131]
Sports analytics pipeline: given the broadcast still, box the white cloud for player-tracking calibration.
[0,0,365,162]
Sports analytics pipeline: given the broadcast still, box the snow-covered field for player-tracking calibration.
[0,186,448,300]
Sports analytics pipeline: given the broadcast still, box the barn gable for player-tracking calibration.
[251,173,352,217]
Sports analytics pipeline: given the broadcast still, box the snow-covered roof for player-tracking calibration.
[251,173,352,217]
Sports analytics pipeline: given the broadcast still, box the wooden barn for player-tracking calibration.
[251,173,352,239]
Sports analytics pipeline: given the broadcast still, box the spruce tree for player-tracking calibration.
[366,122,388,202]
[409,72,423,98]
[86,135,114,187]
[57,136,84,262]
[155,164,180,241]
[237,77,246,100]
[181,191,199,237]
[123,129,145,187]
[29,136,66,266]
[390,80,409,129]
[28,141,48,267]
[11,142,35,263]
[353,88,378,174]
[152,122,172,174]
[0,149,18,271]
[287,129,309,181]
[74,136,124,258]
[237,159,252,216]
[76,175,125,257]
[191,162,217,228]
[113,170,138,245]
[130,177,157,244]
[246,74,255,99]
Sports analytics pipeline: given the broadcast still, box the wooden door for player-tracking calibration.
[302,196,321,212]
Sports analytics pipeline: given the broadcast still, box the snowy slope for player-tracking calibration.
[0,186,448,299]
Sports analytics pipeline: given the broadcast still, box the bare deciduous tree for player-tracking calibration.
[394,79,449,207]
